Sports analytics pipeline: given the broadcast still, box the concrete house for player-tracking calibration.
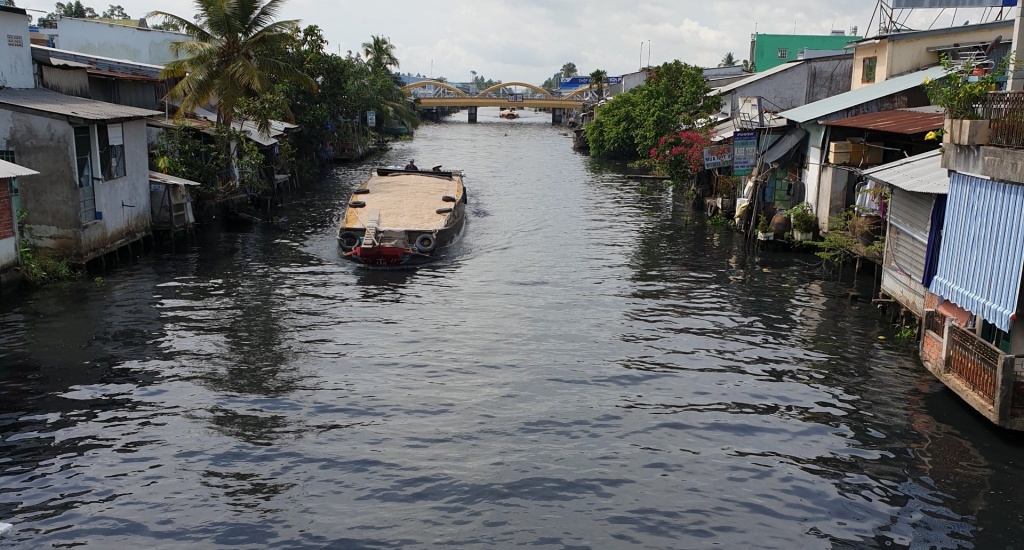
[850,19,1014,91]
[916,88,1024,430]
[33,16,187,66]
[777,66,944,231]
[0,6,160,265]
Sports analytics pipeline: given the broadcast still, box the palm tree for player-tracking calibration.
[561,62,578,78]
[362,35,399,74]
[742,60,756,73]
[589,69,607,100]
[151,0,315,135]
[719,52,738,67]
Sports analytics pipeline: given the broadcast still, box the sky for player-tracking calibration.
[20,0,1004,83]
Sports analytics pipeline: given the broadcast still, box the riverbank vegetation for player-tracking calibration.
[585,61,720,174]
[144,0,416,196]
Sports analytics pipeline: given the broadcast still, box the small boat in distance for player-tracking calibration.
[338,167,467,268]
[499,107,519,119]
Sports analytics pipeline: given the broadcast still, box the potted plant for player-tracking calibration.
[923,54,1011,146]
[756,215,772,241]
[786,202,816,242]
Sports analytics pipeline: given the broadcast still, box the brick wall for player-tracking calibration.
[0,180,13,240]
[922,332,944,369]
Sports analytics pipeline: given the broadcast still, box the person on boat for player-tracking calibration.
[432,164,443,172]
[404,158,418,170]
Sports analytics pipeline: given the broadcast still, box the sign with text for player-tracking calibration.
[732,130,758,176]
[507,94,524,102]
[703,144,734,170]
[559,76,623,90]
[367,111,376,128]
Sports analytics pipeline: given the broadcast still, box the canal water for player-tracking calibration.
[2,108,1023,549]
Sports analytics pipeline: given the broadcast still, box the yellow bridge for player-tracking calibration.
[402,80,597,123]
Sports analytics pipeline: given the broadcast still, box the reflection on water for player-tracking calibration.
[2,107,1024,549]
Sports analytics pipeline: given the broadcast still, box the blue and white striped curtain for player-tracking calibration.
[930,172,1024,333]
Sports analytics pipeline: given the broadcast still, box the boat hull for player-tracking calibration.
[337,168,468,269]
[342,212,466,268]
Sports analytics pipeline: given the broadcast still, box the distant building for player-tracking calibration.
[32,16,188,66]
[750,31,860,72]
[849,19,1014,90]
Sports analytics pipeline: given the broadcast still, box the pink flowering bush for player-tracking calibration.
[649,129,713,183]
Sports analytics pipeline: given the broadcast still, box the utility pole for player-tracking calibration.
[1010,2,1024,91]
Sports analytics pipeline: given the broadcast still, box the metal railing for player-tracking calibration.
[980,91,1024,149]
[947,324,1002,403]
[924,310,947,337]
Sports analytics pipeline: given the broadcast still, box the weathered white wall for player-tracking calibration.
[0,111,150,260]
[53,18,186,65]
[0,9,35,88]
[82,119,151,256]
[802,124,827,222]
[0,109,80,256]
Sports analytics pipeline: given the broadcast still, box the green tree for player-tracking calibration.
[151,0,315,135]
[589,68,607,99]
[719,52,737,67]
[586,60,720,159]
[41,1,98,23]
[362,35,399,74]
[561,62,578,78]
[742,60,755,73]
[101,4,129,18]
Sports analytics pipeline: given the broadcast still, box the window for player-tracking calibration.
[862,56,878,84]
[981,320,1012,354]
[777,48,789,59]
[74,126,93,188]
[97,123,126,180]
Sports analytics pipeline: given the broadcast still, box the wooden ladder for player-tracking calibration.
[362,210,380,248]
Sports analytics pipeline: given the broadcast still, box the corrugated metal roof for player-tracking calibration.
[822,108,944,134]
[930,172,1024,332]
[763,127,807,164]
[194,107,284,147]
[0,159,39,179]
[33,45,165,81]
[149,171,202,186]
[709,62,805,95]
[0,87,160,120]
[778,66,946,124]
[862,150,948,193]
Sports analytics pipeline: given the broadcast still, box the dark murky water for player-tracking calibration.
[3,108,1024,549]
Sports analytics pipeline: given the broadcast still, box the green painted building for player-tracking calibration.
[750,33,860,72]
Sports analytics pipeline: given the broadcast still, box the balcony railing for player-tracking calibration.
[947,323,1001,402]
[980,91,1024,149]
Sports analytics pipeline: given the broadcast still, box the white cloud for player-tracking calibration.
[21,0,998,82]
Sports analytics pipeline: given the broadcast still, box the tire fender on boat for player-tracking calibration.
[339,231,360,251]
[349,201,366,208]
[415,233,437,253]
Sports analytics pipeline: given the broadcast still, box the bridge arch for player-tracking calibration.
[562,85,598,100]
[401,80,468,96]
[477,81,553,97]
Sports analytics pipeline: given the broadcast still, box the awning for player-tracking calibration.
[930,172,1024,332]
[0,158,39,178]
[822,108,944,135]
[762,127,807,165]
[861,149,948,194]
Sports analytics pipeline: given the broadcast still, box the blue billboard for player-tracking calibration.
[560,76,623,90]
